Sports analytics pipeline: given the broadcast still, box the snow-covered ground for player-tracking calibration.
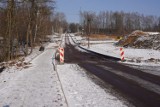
[0,34,131,107]
[72,34,160,65]
[71,34,160,75]
[57,64,129,107]
[85,43,160,65]
[0,42,67,107]
[1,33,159,107]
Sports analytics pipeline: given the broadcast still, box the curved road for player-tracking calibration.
[64,34,160,107]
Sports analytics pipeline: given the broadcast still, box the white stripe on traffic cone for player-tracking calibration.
[60,48,64,63]
[120,47,124,61]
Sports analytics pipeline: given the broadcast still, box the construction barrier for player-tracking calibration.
[120,47,124,61]
[59,47,64,63]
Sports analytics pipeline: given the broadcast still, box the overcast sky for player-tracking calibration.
[55,0,160,23]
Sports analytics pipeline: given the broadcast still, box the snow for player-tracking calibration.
[82,42,120,58]
[71,34,160,75]
[57,64,128,107]
[0,33,159,107]
[61,34,66,48]
[68,34,160,76]
[147,32,160,35]
[84,42,160,63]
[136,36,152,42]
[0,34,132,107]
[79,39,160,66]
[0,42,67,107]
[49,35,61,43]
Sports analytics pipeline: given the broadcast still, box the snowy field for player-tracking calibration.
[70,34,160,75]
[71,34,160,65]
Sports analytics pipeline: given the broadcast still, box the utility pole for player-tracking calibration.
[87,15,91,49]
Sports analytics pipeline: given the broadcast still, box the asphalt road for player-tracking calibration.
[64,34,160,107]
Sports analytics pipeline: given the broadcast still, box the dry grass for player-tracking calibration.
[89,34,107,39]
[89,34,121,40]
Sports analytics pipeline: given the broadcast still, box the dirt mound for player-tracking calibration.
[117,30,160,50]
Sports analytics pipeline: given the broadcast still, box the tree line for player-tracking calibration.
[0,0,67,62]
[79,11,160,35]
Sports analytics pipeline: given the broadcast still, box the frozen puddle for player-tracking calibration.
[57,64,128,107]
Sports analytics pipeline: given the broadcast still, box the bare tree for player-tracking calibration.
[5,0,16,60]
[52,12,68,34]
[80,10,160,36]
[0,0,56,62]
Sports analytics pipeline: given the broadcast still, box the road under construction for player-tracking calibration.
[63,33,160,107]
